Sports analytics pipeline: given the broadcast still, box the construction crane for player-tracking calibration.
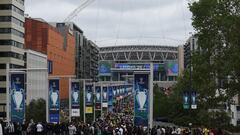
[64,0,96,22]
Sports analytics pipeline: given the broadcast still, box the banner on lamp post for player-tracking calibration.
[10,73,25,123]
[134,74,149,127]
[183,91,190,109]
[71,81,80,117]
[49,79,60,123]
[95,86,101,110]
[85,85,93,106]
[191,91,197,109]
[108,86,113,112]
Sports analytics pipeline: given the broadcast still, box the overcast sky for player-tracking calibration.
[25,0,194,47]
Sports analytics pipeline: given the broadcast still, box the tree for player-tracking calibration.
[169,0,240,127]
[26,98,46,122]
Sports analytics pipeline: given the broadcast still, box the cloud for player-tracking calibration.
[25,0,194,47]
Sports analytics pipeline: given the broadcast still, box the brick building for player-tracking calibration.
[24,18,75,99]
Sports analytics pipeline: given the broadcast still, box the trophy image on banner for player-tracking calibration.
[12,78,24,111]
[87,89,92,102]
[113,89,116,96]
[103,91,107,100]
[117,89,119,95]
[184,94,188,104]
[50,82,59,107]
[136,77,147,111]
[96,92,100,101]
[72,84,79,103]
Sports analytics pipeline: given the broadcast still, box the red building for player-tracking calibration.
[25,18,75,99]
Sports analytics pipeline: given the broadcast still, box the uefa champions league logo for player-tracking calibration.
[136,77,147,111]
[50,82,58,107]
[86,88,92,102]
[12,77,24,111]
[72,84,79,103]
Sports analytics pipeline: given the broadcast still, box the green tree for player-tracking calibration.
[26,98,46,122]
[167,0,240,127]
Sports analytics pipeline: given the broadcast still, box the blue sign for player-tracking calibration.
[71,82,80,108]
[85,85,93,105]
[134,74,149,127]
[112,86,117,99]
[102,87,108,102]
[10,73,25,123]
[183,91,190,109]
[95,86,101,103]
[108,86,113,112]
[99,62,112,76]
[191,91,197,109]
[49,79,60,123]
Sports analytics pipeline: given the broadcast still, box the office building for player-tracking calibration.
[52,22,99,82]
[0,0,25,119]
[24,18,75,99]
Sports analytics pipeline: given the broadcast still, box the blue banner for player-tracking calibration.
[108,86,113,112]
[134,74,149,127]
[191,91,197,109]
[183,91,190,109]
[71,81,80,117]
[95,86,101,110]
[95,86,101,103]
[124,85,128,96]
[117,86,120,96]
[102,87,108,102]
[10,73,25,123]
[49,79,60,123]
[112,86,117,99]
[85,85,93,105]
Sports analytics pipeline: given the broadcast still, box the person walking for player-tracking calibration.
[36,122,44,135]
[68,123,77,135]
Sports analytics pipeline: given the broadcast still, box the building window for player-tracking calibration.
[0,28,24,38]
[0,52,24,60]
[0,76,6,81]
[0,16,24,27]
[48,60,53,74]
[10,64,23,69]
[0,40,23,48]
[0,4,24,16]
[0,64,6,69]
[0,88,6,93]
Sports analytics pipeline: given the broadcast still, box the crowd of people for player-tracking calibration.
[0,119,225,135]
[0,95,225,135]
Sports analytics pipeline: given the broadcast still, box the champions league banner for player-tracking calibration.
[124,85,128,96]
[10,73,25,123]
[71,81,80,117]
[102,86,108,103]
[134,74,149,127]
[191,91,197,109]
[112,86,117,99]
[116,86,120,96]
[108,86,113,112]
[49,79,60,123]
[85,85,93,105]
[95,86,101,110]
[183,91,190,109]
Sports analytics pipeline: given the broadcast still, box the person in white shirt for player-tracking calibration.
[36,122,43,135]
[68,123,76,135]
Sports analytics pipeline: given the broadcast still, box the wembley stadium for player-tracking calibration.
[98,45,184,88]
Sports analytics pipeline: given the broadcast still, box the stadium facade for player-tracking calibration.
[99,45,184,88]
